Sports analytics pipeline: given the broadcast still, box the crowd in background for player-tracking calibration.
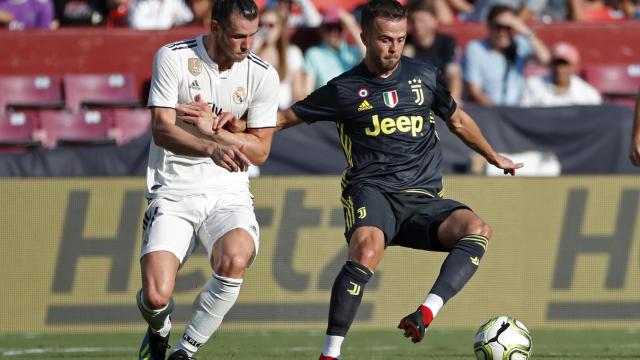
[0,0,636,109]
[1,0,638,30]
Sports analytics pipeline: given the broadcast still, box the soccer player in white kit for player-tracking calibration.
[136,1,279,359]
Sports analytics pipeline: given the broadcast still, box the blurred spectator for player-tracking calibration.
[432,0,474,24]
[463,5,550,106]
[303,7,364,92]
[620,0,640,18]
[54,0,106,26]
[0,0,55,29]
[460,0,551,22]
[404,0,462,102]
[520,42,602,107]
[266,0,321,27]
[106,0,129,27]
[128,0,192,29]
[568,0,632,20]
[185,0,212,27]
[253,8,306,109]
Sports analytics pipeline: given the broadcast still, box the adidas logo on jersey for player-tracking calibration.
[190,80,201,90]
[358,100,373,111]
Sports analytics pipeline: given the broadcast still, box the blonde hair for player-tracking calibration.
[257,8,289,80]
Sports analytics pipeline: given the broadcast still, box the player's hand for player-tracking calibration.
[630,140,640,166]
[490,154,524,176]
[176,94,216,137]
[215,112,245,133]
[224,114,248,133]
[211,144,251,172]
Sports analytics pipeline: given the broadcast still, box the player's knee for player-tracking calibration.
[349,241,382,270]
[144,288,172,310]
[352,247,379,265]
[214,254,249,277]
[469,221,492,240]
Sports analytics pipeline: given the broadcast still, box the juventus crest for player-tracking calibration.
[409,78,424,106]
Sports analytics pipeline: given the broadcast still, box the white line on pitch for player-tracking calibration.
[2,347,135,356]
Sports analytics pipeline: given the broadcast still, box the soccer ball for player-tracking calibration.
[473,316,532,360]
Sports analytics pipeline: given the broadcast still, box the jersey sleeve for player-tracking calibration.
[148,46,181,108]
[291,83,341,124]
[247,66,280,128]
[431,67,457,121]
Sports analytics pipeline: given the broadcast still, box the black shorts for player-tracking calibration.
[341,185,469,252]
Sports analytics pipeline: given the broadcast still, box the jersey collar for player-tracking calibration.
[358,57,403,84]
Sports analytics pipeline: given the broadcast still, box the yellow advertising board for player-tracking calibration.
[0,176,639,333]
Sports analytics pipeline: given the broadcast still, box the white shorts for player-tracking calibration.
[140,190,260,266]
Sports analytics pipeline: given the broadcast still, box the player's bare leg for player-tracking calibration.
[169,228,254,359]
[138,251,180,360]
[320,226,385,360]
[399,209,491,343]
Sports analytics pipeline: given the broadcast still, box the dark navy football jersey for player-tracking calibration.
[291,56,457,195]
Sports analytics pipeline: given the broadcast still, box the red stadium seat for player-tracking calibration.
[111,108,152,144]
[63,73,141,113]
[37,110,116,148]
[583,64,640,107]
[0,111,41,152]
[0,75,63,113]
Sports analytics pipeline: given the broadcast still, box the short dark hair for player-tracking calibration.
[407,0,436,17]
[212,0,259,28]
[487,4,514,24]
[360,0,408,33]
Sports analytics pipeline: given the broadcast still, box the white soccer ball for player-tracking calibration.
[473,316,532,360]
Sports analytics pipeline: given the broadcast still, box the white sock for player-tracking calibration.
[422,293,444,317]
[173,273,243,355]
[322,335,344,358]
[137,289,172,337]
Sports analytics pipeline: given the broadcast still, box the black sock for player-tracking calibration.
[430,234,488,303]
[326,261,373,336]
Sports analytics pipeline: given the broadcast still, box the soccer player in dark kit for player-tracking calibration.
[218,0,524,358]
[275,0,523,358]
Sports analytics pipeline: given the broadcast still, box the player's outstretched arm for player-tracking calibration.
[276,109,304,130]
[447,108,524,176]
[152,106,250,172]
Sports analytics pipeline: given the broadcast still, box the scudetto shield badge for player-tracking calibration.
[188,58,203,76]
[382,90,398,108]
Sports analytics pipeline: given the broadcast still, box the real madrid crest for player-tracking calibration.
[188,58,202,76]
[233,86,246,104]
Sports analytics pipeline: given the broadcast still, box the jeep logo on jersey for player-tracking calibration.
[188,58,203,76]
[364,114,424,137]
[382,90,398,108]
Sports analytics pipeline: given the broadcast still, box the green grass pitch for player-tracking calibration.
[1,329,639,359]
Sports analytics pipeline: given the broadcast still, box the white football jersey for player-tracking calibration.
[147,35,279,200]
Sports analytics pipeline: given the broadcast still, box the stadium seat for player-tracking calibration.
[37,110,116,148]
[111,108,152,144]
[583,64,640,107]
[0,111,41,152]
[63,73,141,113]
[0,75,64,113]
